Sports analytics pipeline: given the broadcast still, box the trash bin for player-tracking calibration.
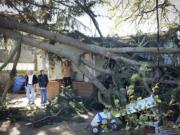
[12,76,25,93]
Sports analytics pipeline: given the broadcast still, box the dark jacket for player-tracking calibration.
[25,75,38,86]
[38,74,49,87]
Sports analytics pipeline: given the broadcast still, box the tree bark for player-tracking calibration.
[0,17,179,66]
[74,0,103,38]
[0,28,79,64]
[0,28,111,106]
[80,58,112,75]
[0,43,19,71]
[0,27,143,65]
[145,78,179,85]
[1,17,180,55]
[0,16,112,58]
[156,0,160,67]
[109,47,180,53]
[73,64,111,106]
[1,39,21,104]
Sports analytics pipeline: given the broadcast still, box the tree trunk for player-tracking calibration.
[0,16,113,58]
[0,17,179,66]
[109,47,180,53]
[0,43,19,71]
[1,17,179,106]
[74,0,103,38]
[0,28,111,106]
[1,39,21,104]
[0,28,79,64]
[80,58,112,75]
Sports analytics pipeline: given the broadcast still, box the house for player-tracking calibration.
[120,30,180,66]
[1,30,179,99]
[0,42,36,71]
[36,30,180,98]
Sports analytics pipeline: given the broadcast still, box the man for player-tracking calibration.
[38,70,49,105]
[25,70,38,104]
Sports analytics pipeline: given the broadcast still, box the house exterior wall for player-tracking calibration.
[38,41,180,81]
[163,41,180,65]
[40,43,105,81]
[46,43,84,80]
[0,63,35,70]
[137,41,180,66]
[48,60,62,80]
[0,47,35,63]
[0,41,36,71]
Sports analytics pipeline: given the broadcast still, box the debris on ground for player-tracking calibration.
[30,86,94,128]
[90,95,159,134]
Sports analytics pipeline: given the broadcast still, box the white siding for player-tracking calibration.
[0,63,34,70]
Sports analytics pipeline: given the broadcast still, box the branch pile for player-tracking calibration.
[31,86,91,128]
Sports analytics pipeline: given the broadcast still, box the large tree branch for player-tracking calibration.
[0,43,19,71]
[108,47,180,53]
[0,28,104,75]
[1,38,21,104]
[73,64,111,106]
[145,78,179,85]
[0,16,119,59]
[156,0,160,67]
[0,17,179,68]
[74,0,103,38]
[0,17,146,65]
[1,17,179,56]
[0,30,120,82]
[81,60,112,75]
[0,28,79,64]
[0,28,110,106]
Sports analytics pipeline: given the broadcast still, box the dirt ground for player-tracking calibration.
[0,120,146,135]
[0,94,132,135]
[1,93,179,135]
[7,93,42,108]
[0,93,96,135]
[0,120,93,135]
[1,120,180,135]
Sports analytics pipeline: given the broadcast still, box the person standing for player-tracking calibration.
[25,70,38,104]
[38,70,49,105]
[61,60,72,87]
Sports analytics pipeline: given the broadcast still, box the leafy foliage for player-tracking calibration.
[1,0,105,33]
[107,0,180,32]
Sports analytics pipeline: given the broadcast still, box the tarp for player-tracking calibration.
[91,95,157,127]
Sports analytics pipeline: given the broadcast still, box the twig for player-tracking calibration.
[32,107,68,125]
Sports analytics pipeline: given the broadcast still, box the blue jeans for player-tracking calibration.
[40,88,47,104]
[26,85,35,103]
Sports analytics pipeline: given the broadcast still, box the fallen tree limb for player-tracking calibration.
[97,90,111,108]
[0,42,19,71]
[74,0,103,38]
[0,28,110,106]
[0,16,118,60]
[32,107,66,126]
[1,16,179,66]
[1,38,21,104]
[0,28,79,64]
[145,78,179,85]
[80,58,113,75]
[0,17,144,65]
[73,64,109,95]
[1,16,180,56]
[109,47,180,54]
